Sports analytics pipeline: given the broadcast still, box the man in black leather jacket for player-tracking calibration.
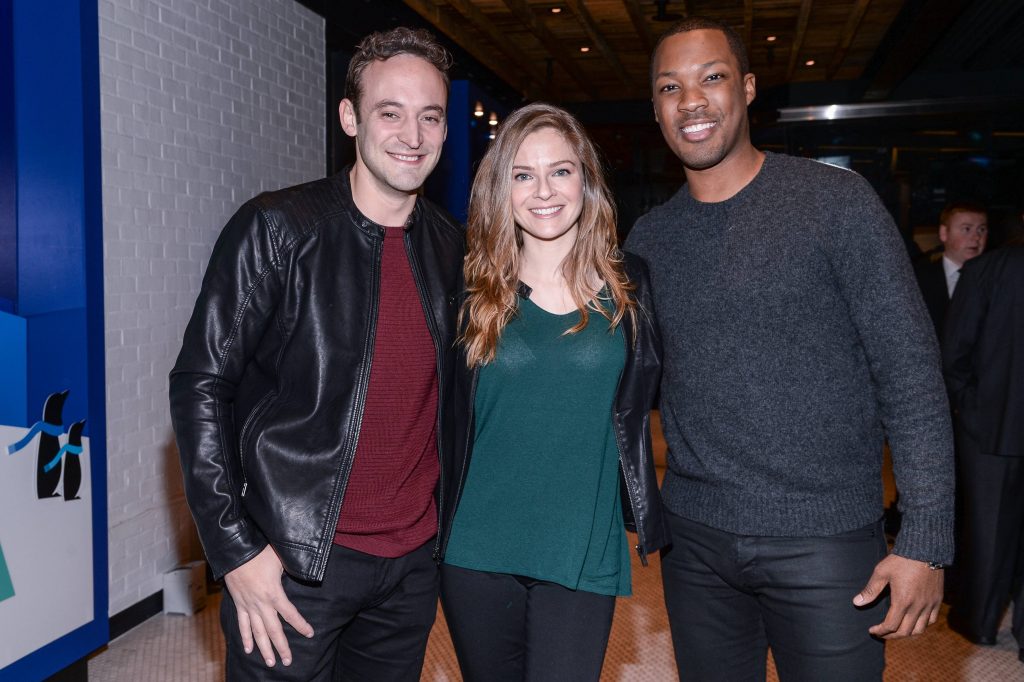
[169,28,464,681]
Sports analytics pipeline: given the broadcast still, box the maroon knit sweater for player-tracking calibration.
[334,226,439,557]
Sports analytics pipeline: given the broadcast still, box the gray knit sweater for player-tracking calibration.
[626,152,954,563]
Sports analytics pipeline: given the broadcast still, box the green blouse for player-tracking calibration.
[444,294,631,596]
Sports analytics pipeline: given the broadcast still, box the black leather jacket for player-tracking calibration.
[440,252,670,564]
[169,170,464,582]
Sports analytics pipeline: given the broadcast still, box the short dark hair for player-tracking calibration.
[345,27,452,120]
[940,201,987,226]
[650,17,750,86]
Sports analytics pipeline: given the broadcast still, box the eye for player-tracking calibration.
[552,168,571,177]
[422,114,442,124]
[658,83,679,94]
[705,73,725,82]
[513,172,532,182]
[381,111,399,120]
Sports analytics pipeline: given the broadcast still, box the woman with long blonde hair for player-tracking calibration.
[437,103,668,681]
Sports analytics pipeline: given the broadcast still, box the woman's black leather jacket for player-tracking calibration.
[169,170,464,582]
[439,252,669,564]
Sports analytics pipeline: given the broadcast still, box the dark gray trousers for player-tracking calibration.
[661,511,888,682]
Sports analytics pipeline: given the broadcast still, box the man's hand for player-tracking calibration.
[223,545,314,667]
[852,554,943,639]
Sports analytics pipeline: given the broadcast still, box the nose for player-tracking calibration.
[534,175,554,200]
[678,85,708,113]
[398,117,422,149]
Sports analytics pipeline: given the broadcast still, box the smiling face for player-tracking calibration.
[652,29,756,173]
[340,53,447,201]
[510,127,584,248]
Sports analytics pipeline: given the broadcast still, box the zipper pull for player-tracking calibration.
[241,482,248,497]
[636,544,648,567]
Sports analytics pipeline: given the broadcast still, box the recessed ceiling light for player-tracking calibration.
[580,46,590,53]
[766,35,777,42]
[805,59,815,66]
[551,6,562,13]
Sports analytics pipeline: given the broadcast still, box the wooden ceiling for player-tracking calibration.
[402,0,910,102]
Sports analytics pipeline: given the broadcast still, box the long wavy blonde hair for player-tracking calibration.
[461,102,635,366]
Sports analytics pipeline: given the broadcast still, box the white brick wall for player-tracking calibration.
[99,0,325,616]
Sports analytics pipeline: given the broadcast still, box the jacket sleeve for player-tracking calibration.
[621,252,669,553]
[633,255,664,408]
[825,175,954,565]
[169,201,283,579]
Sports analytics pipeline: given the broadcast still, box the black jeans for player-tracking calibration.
[661,511,888,682]
[440,563,616,682]
[220,541,438,681]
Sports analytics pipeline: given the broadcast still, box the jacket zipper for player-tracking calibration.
[313,232,382,580]
[238,391,277,498]
[403,233,448,561]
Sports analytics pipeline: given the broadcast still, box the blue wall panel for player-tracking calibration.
[0,0,108,678]
[26,308,89,436]
[0,0,16,310]
[0,311,27,426]
[13,1,86,317]
[443,80,470,224]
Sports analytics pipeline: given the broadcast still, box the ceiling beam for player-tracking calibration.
[564,0,636,91]
[442,0,555,98]
[786,0,814,81]
[622,0,654,54]
[863,0,974,100]
[501,0,600,100]
[828,0,871,79]
[402,0,537,97]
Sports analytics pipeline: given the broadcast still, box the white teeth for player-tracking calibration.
[392,154,419,161]
[531,206,561,215]
[682,122,715,133]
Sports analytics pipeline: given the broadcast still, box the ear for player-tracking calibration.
[938,223,949,244]
[339,99,358,138]
[744,73,757,106]
[652,99,660,124]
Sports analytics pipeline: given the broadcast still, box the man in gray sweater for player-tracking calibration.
[626,18,954,681]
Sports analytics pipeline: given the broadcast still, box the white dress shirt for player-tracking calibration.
[942,256,960,298]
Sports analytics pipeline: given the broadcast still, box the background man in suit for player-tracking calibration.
[915,202,988,340]
[943,222,1024,655]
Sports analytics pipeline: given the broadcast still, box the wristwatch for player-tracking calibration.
[926,561,946,570]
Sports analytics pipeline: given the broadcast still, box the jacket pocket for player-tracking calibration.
[238,391,277,488]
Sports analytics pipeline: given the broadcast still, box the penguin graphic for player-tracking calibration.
[35,390,69,498]
[61,420,86,501]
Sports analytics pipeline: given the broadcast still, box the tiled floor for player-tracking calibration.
[88,416,1024,680]
[88,550,1024,681]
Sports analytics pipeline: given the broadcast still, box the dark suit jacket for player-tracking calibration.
[942,245,1024,457]
[914,257,949,341]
